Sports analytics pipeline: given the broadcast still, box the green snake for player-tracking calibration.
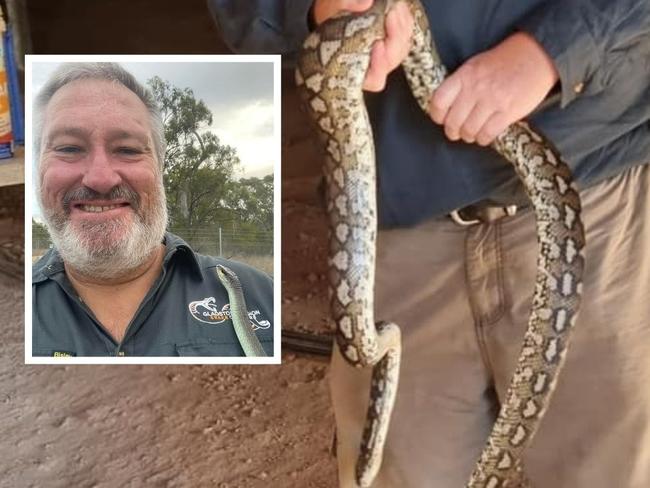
[295,0,586,486]
[215,264,267,357]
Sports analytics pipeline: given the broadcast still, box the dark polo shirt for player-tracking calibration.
[32,233,274,357]
[210,0,650,227]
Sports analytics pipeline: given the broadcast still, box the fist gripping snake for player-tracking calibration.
[295,0,586,486]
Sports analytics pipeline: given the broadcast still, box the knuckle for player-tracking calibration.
[460,125,477,142]
[445,125,459,141]
[461,134,476,144]
[429,96,446,118]
[445,117,460,135]
[477,127,498,145]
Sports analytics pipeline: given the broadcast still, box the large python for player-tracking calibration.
[295,0,586,486]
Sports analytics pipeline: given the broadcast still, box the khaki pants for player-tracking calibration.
[331,164,650,487]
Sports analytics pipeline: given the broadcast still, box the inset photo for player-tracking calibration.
[26,55,280,363]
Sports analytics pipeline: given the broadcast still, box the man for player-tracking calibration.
[210,0,650,486]
[32,62,274,357]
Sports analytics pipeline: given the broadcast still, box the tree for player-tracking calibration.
[148,76,240,229]
[32,218,51,254]
[226,174,273,231]
[148,77,274,256]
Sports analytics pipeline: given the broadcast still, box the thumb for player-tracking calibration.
[341,0,374,12]
[313,0,374,24]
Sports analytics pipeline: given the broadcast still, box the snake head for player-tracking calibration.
[215,264,241,290]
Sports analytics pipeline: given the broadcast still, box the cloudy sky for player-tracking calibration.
[30,57,277,216]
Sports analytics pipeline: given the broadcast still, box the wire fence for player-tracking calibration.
[168,226,273,258]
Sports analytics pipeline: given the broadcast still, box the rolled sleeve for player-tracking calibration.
[519,0,650,108]
[207,0,313,61]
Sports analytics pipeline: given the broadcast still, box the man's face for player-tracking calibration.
[38,79,167,278]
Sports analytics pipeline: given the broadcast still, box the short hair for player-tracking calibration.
[33,62,166,169]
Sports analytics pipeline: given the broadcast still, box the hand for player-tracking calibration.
[429,32,559,146]
[312,0,414,91]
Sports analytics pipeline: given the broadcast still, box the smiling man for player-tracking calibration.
[31,62,274,358]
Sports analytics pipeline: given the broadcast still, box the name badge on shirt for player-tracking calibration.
[52,351,76,357]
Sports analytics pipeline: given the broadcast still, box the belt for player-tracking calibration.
[449,204,519,226]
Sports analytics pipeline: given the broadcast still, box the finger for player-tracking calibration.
[363,2,413,91]
[443,91,476,142]
[313,0,373,24]
[429,74,461,125]
[363,40,389,91]
[384,2,413,69]
[459,102,493,144]
[342,0,374,12]
[476,111,510,146]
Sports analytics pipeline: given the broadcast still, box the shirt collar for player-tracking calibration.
[161,232,203,278]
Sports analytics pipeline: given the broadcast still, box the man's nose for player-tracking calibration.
[81,149,122,194]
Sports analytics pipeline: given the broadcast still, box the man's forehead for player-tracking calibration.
[46,126,151,146]
[43,79,152,138]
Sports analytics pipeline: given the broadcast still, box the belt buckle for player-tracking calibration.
[449,204,518,226]
[449,209,481,226]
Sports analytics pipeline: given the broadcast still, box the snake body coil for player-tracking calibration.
[295,1,585,486]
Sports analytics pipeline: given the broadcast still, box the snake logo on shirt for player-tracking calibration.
[188,296,271,330]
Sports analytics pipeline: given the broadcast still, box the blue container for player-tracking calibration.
[4,25,23,146]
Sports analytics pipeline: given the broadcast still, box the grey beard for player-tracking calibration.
[42,188,169,280]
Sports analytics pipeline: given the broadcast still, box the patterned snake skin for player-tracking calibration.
[295,0,586,486]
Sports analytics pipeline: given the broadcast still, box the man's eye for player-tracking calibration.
[116,147,143,156]
[55,146,82,154]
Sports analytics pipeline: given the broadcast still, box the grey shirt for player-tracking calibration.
[32,233,274,357]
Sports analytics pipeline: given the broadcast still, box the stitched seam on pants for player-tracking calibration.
[484,221,507,328]
[464,222,507,325]
[464,225,502,378]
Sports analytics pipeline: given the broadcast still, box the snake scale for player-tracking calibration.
[216,264,267,357]
[295,0,586,487]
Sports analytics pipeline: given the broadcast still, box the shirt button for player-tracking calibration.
[573,82,585,94]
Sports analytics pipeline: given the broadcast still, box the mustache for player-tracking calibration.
[62,185,141,214]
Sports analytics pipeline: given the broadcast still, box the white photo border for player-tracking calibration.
[25,54,282,365]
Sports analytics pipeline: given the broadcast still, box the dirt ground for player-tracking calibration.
[4,2,339,487]
[4,92,336,488]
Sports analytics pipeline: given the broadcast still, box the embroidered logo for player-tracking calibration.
[188,296,271,330]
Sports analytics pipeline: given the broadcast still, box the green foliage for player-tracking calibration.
[148,76,240,229]
[148,77,274,256]
[226,174,274,231]
[32,219,49,239]
[32,219,51,253]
